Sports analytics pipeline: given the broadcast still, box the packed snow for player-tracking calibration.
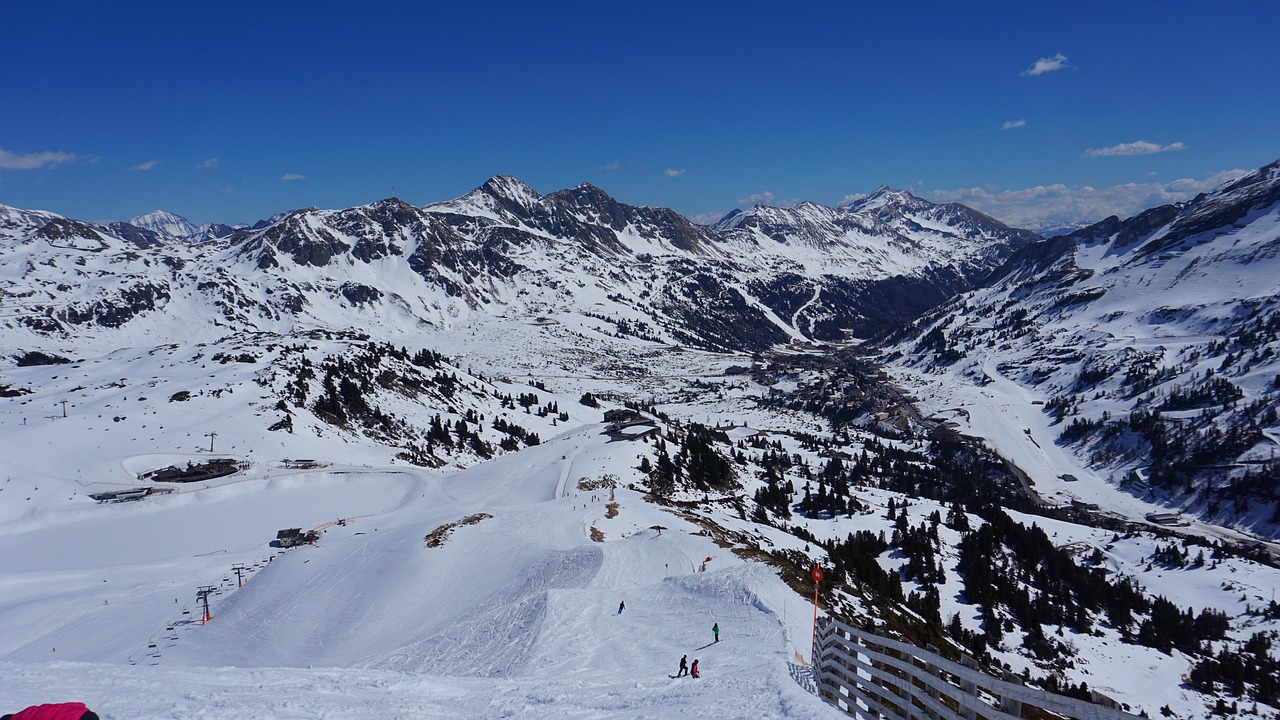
[0,411,836,718]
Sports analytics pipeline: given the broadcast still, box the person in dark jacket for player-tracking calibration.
[677,654,688,677]
[2,702,99,720]
[691,658,700,678]
[712,622,719,642]
[618,600,625,614]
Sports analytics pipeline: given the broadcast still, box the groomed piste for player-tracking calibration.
[0,423,839,719]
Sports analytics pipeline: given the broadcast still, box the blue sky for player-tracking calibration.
[2,1,1277,228]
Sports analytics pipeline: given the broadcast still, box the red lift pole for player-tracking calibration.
[810,566,823,656]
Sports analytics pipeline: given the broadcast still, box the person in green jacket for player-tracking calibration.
[713,622,719,643]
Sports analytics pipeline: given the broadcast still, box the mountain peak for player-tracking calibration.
[852,185,927,211]
[548,182,615,208]
[370,196,415,209]
[570,181,609,196]
[1140,156,1280,253]
[128,209,197,239]
[479,175,542,204]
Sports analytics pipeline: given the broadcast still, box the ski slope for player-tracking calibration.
[0,423,838,719]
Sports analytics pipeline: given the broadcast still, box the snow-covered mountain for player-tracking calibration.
[1020,219,1095,238]
[128,210,198,239]
[127,209,242,243]
[715,187,1035,271]
[0,178,1036,362]
[882,157,1280,531]
[4,165,1280,719]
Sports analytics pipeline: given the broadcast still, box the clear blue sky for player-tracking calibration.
[2,1,1277,228]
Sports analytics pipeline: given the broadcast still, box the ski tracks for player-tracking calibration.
[376,545,603,677]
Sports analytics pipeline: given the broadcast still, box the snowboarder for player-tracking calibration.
[712,622,719,643]
[691,658,700,678]
[677,654,688,677]
[618,600,625,614]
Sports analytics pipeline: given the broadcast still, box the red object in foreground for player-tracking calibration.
[811,566,824,583]
[6,702,96,720]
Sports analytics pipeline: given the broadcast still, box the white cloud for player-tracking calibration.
[687,211,727,225]
[1085,140,1186,157]
[130,160,160,171]
[603,160,621,171]
[280,173,306,181]
[838,193,868,207]
[1002,119,1026,131]
[923,169,1249,230]
[738,191,775,205]
[0,147,80,170]
[1022,53,1069,76]
[664,168,687,177]
[195,157,220,169]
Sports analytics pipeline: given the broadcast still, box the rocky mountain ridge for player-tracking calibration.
[0,178,1035,359]
[882,157,1280,531]
[129,209,242,243]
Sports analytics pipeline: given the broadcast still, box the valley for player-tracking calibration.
[2,161,1280,719]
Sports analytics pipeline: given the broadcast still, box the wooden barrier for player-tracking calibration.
[812,617,1144,720]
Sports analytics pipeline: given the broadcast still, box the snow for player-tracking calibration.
[881,187,1280,534]
[0,416,838,718]
[128,210,197,239]
[4,166,1280,718]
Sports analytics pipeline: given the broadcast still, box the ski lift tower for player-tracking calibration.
[231,564,247,588]
[196,586,216,624]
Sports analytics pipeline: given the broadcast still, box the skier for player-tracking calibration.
[677,654,688,677]
[691,658,700,678]
[712,622,719,643]
[618,600,625,614]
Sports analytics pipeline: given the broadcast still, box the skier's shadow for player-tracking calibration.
[692,641,716,651]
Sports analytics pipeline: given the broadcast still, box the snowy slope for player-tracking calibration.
[881,158,1280,532]
[3,333,1276,720]
[6,165,1280,719]
[0,414,836,719]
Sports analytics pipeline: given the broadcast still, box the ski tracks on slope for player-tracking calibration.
[374,545,604,677]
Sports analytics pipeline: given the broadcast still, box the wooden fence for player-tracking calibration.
[813,617,1145,720]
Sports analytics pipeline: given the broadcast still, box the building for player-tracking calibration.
[603,409,644,424]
